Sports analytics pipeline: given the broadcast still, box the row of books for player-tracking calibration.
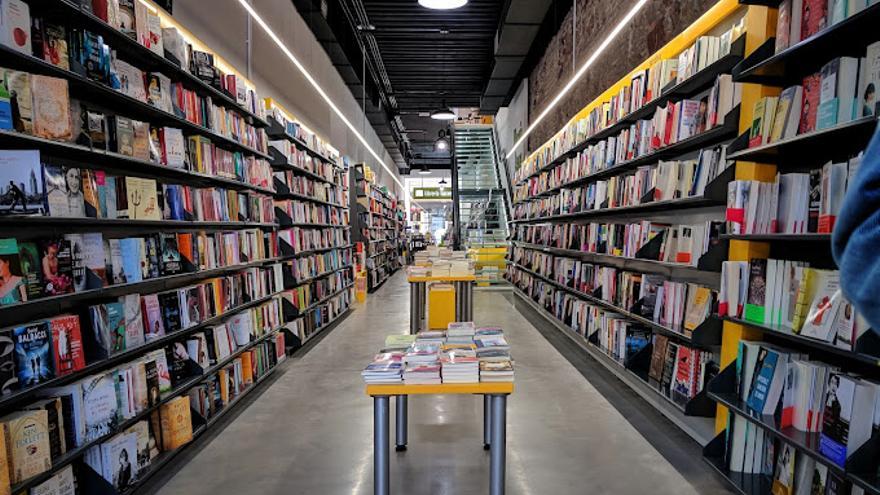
[277,226,350,253]
[0,227,273,306]
[775,0,877,54]
[721,260,866,350]
[268,140,338,180]
[725,154,860,235]
[0,25,266,154]
[274,200,347,227]
[512,145,730,220]
[508,253,716,336]
[513,277,716,407]
[283,249,353,286]
[281,270,353,311]
[0,151,274,224]
[267,107,335,161]
[513,219,724,268]
[728,340,880,473]
[515,18,744,180]
[274,169,346,204]
[362,323,513,385]
[286,290,352,342]
[188,335,284,420]
[749,48,880,148]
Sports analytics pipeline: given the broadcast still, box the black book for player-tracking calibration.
[165,342,190,386]
[158,291,181,333]
[659,342,679,396]
[144,359,160,408]
[25,398,66,459]
[143,235,161,279]
[0,329,17,396]
[159,233,182,276]
[55,393,77,451]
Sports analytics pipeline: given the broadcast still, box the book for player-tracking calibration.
[50,314,85,377]
[82,371,119,442]
[23,397,65,461]
[744,259,768,323]
[771,443,796,495]
[89,301,125,359]
[141,294,165,341]
[0,237,25,306]
[4,70,32,134]
[0,409,50,484]
[159,233,182,276]
[165,341,190,386]
[13,321,53,387]
[29,464,74,495]
[799,269,841,342]
[158,290,181,332]
[109,115,134,156]
[123,293,145,350]
[115,59,146,102]
[0,70,11,130]
[0,328,16,396]
[117,237,142,284]
[159,396,193,450]
[39,238,73,296]
[42,23,70,70]
[65,233,88,292]
[800,0,827,40]
[125,177,160,220]
[0,0,30,54]
[819,373,878,467]
[775,0,792,53]
[818,161,847,233]
[81,232,106,289]
[30,75,72,141]
[799,73,821,134]
[860,41,880,117]
[98,431,138,490]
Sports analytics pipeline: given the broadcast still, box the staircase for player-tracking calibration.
[453,124,510,250]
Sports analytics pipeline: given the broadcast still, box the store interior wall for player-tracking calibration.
[172,0,403,197]
[527,0,718,148]
[494,78,529,182]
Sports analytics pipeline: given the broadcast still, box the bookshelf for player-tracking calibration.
[351,163,401,292]
[506,0,755,448]
[0,1,352,494]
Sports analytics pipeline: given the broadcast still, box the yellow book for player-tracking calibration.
[159,396,193,451]
[125,177,161,220]
[684,286,712,332]
[219,369,229,405]
[1,410,50,484]
[241,352,254,385]
[792,268,819,332]
[769,97,791,143]
[0,422,10,495]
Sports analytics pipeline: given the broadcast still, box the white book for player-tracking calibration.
[790,0,804,45]
[838,57,861,123]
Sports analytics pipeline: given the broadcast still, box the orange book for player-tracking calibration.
[218,369,229,404]
[177,233,194,269]
[159,396,193,451]
[241,351,254,385]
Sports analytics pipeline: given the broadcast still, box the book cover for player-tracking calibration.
[0,0,31,54]
[0,329,17,396]
[808,169,821,232]
[158,290,182,333]
[799,74,821,134]
[800,0,827,40]
[64,233,88,293]
[5,70,32,134]
[123,420,152,472]
[81,168,100,218]
[50,314,85,377]
[0,237,25,306]
[818,161,847,233]
[749,97,766,147]
[39,238,73,296]
[744,259,768,323]
[746,347,779,413]
[159,396,193,450]
[30,75,72,141]
[818,373,873,467]
[118,237,142,284]
[159,233,182,276]
[22,397,65,461]
[148,349,172,395]
[125,177,160,220]
[81,371,119,442]
[115,59,146,102]
[42,22,69,70]
[123,294,145,350]
[141,294,165,341]
[109,115,134,157]
[143,235,161,279]
[775,0,792,53]
[143,359,160,407]
[166,341,190,386]
[771,443,796,495]
[683,286,712,332]
[799,270,841,342]
[861,41,880,117]
[670,346,696,407]
[0,71,10,131]
[89,301,125,359]
[0,410,51,484]
[131,120,151,161]
[42,164,68,218]
[98,431,138,490]
[117,0,136,39]
[13,321,53,387]
[82,232,106,289]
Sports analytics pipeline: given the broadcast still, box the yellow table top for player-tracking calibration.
[366,383,514,396]
[408,275,477,282]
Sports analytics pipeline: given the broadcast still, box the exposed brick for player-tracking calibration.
[527,0,717,151]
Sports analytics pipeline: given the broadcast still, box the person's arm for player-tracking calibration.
[832,124,880,330]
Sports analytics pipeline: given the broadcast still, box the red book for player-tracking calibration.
[799,74,821,134]
[91,0,109,22]
[800,0,827,41]
[51,315,86,376]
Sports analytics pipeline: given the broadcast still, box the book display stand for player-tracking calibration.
[351,164,402,292]
[0,0,354,493]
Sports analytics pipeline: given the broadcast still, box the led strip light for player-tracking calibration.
[235,0,420,208]
[506,0,650,159]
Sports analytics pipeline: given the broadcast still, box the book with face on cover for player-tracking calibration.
[141,294,165,342]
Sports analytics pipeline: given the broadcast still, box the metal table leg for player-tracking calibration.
[418,282,426,331]
[464,282,473,321]
[374,396,390,495]
[483,394,491,450]
[489,394,507,495]
[395,395,408,451]
[409,283,419,335]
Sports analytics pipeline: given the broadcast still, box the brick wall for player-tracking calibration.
[528,0,718,150]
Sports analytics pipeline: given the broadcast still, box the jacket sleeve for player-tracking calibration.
[832,123,880,331]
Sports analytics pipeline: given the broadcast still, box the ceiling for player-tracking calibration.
[293,0,554,172]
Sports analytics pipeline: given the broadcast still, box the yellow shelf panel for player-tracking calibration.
[366,383,514,396]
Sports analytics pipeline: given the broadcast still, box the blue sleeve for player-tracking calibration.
[832,123,880,331]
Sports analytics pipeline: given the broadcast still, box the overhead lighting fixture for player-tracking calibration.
[506,0,650,159]
[435,130,449,151]
[438,178,448,185]
[430,101,455,120]
[418,0,467,10]
[418,165,432,175]
[235,0,419,208]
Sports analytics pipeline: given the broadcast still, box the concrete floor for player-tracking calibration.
[150,272,730,495]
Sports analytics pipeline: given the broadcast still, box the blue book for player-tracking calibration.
[0,77,11,130]
[118,237,142,284]
[13,321,54,387]
[746,348,779,414]
[817,99,839,130]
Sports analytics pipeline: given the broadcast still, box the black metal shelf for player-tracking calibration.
[269,149,341,186]
[720,233,832,242]
[285,264,354,291]
[725,117,878,165]
[284,283,355,320]
[0,130,274,196]
[273,189,348,208]
[702,434,773,495]
[515,38,745,187]
[47,0,269,128]
[512,106,739,207]
[733,4,880,86]
[266,117,337,165]
[0,44,271,160]
[0,217,277,238]
[508,262,722,348]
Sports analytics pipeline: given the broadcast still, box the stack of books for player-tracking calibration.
[446,322,476,344]
[415,330,446,345]
[475,327,515,383]
[383,334,416,351]
[403,341,441,384]
[361,352,404,384]
[439,344,479,383]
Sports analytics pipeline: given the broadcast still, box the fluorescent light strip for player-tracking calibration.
[506,0,650,159]
[236,0,415,207]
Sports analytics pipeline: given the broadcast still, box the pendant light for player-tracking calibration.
[435,129,449,151]
[430,107,455,120]
[418,0,468,10]
[418,164,432,175]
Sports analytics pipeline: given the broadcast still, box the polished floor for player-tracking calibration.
[150,272,731,494]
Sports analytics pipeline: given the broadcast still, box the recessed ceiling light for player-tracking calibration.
[418,0,468,10]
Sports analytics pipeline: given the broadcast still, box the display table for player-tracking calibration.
[366,382,514,495]
[407,274,476,333]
